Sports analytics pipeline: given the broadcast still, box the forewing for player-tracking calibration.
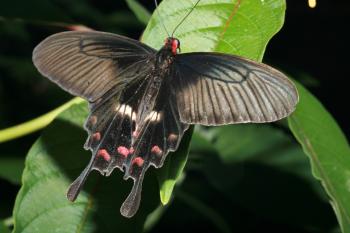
[33,31,156,102]
[172,52,299,125]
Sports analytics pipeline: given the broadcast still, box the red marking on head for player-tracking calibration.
[132,157,144,167]
[129,147,135,154]
[151,145,162,156]
[117,146,129,158]
[92,132,101,141]
[97,149,111,161]
[171,39,179,55]
[165,38,180,55]
[168,133,178,142]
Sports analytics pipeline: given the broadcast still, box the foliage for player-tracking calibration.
[0,0,349,232]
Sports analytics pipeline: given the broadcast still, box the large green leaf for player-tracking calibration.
[142,0,285,61]
[142,0,286,206]
[289,82,350,233]
[188,124,337,231]
[12,103,159,233]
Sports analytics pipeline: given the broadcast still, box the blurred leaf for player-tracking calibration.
[142,0,286,204]
[156,127,193,205]
[176,190,231,233]
[125,0,151,25]
[0,0,72,22]
[0,157,24,184]
[0,220,11,233]
[295,71,320,87]
[288,82,350,233]
[189,124,337,231]
[12,103,159,233]
[206,124,288,163]
[143,205,166,232]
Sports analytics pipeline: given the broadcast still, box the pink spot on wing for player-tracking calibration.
[151,145,162,156]
[168,133,178,142]
[129,147,135,154]
[89,116,97,125]
[132,131,139,138]
[132,157,144,167]
[97,149,111,161]
[92,132,101,141]
[67,24,93,32]
[117,146,129,158]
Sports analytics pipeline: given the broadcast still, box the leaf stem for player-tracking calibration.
[0,97,84,143]
[176,190,232,233]
[3,216,14,227]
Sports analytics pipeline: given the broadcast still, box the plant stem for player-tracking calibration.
[0,97,84,143]
[3,216,14,227]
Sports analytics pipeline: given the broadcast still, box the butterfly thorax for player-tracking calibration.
[135,46,175,133]
[156,47,176,66]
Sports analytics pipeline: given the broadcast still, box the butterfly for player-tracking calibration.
[32,19,298,218]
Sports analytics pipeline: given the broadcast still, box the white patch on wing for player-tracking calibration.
[116,104,135,118]
[144,111,163,122]
[132,111,137,122]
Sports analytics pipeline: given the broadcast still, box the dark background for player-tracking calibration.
[0,0,348,232]
[267,0,350,138]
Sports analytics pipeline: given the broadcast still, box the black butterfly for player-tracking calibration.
[32,29,298,217]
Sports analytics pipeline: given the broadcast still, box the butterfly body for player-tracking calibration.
[33,30,298,218]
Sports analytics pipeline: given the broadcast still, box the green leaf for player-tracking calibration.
[288,82,350,233]
[142,0,286,61]
[0,220,11,233]
[204,124,289,163]
[12,103,159,233]
[0,97,84,143]
[142,0,286,206]
[189,124,337,231]
[156,126,194,205]
[0,157,24,184]
[125,0,151,25]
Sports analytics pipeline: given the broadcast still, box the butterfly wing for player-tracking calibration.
[74,80,188,217]
[33,31,156,102]
[33,31,176,217]
[171,52,299,125]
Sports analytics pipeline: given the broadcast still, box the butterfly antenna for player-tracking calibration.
[154,0,170,37]
[171,0,201,37]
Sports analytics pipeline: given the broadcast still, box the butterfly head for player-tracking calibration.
[164,37,180,55]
